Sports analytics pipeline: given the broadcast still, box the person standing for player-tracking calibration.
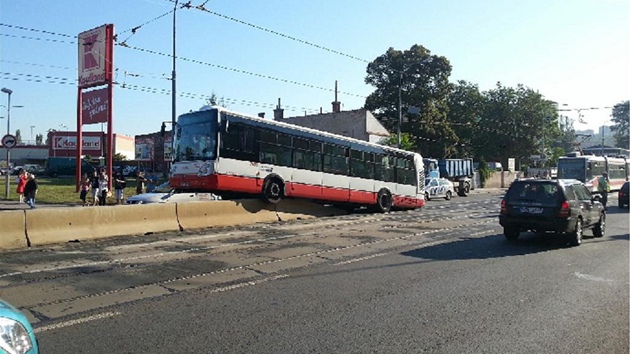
[136,171,147,195]
[90,170,100,206]
[16,169,28,203]
[23,174,38,209]
[98,169,109,206]
[597,172,610,208]
[79,173,90,206]
[114,171,127,205]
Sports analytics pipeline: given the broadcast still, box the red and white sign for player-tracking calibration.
[53,136,101,151]
[1,134,17,149]
[81,88,109,124]
[78,24,114,89]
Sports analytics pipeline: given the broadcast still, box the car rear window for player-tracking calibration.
[506,182,561,203]
[622,182,630,193]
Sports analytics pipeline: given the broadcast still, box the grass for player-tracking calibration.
[1,177,165,205]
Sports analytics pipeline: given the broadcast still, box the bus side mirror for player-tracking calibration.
[160,122,166,137]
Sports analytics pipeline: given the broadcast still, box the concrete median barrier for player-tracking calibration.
[176,199,279,230]
[26,204,180,247]
[275,199,347,221]
[0,210,28,250]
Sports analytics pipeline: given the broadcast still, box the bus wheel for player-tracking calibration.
[376,189,392,213]
[263,177,284,204]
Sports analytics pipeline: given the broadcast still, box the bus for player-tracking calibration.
[168,106,425,212]
[557,155,629,192]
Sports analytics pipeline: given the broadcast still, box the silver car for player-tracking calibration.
[125,182,221,204]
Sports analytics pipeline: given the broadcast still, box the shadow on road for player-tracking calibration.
[401,232,581,261]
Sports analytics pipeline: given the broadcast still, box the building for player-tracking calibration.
[47,131,134,160]
[271,92,390,144]
[134,131,172,174]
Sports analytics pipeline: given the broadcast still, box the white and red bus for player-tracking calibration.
[557,154,629,192]
[168,106,425,212]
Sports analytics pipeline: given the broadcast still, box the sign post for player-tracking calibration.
[2,134,16,199]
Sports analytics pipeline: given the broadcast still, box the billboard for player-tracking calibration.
[164,137,173,160]
[135,138,154,161]
[81,88,108,124]
[78,24,114,89]
[52,135,102,151]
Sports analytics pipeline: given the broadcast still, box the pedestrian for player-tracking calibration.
[136,171,147,195]
[597,172,610,209]
[15,169,28,203]
[98,169,109,206]
[23,174,38,209]
[114,171,126,205]
[90,169,100,206]
[79,173,90,206]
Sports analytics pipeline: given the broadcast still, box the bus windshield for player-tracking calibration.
[557,158,586,181]
[174,111,218,162]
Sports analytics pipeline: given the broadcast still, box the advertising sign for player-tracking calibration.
[81,88,109,124]
[164,137,173,161]
[78,24,114,88]
[135,138,154,161]
[53,136,102,151]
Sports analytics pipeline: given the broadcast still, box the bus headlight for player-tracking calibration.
[0,317,34,354]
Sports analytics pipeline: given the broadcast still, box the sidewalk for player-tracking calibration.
[0,199,79,211]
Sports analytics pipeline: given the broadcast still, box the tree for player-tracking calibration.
[113,153,127,161]
[364,44,456,157]
[446,80,484,157]
[379,133,415,151]
[15,129,22,144]
[474,83,558,167]
[206,91,228,108]
[610,100,629,148]
[35,133,44,146]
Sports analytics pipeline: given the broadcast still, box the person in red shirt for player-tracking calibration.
[15,169,28,203]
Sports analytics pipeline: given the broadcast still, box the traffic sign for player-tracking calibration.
[1,134,17,149]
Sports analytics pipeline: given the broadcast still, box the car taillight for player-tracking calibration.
[500,199,507,214]
[620,192,627,197]
[557,200,570,218]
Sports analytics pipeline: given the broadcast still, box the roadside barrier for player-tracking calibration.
[2,199,346,250]
[176,199,278,230]
[0,210,28,250]
[26,204,180,247]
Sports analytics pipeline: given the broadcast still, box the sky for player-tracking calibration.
[0,0,628,142]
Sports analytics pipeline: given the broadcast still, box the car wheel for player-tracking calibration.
[504,227,519,241]
[424,192,430,201]
[593,213,605,238]
[375,188,392,213]
[569,218,583,246]
[262,176,284,204]
[445,191,452,200]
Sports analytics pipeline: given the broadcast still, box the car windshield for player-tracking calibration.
[153,182,172,193]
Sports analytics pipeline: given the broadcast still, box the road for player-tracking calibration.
[1,192,628,353]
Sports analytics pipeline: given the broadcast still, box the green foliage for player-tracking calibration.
[35,133,44,146]
[364,44,456,158]
[610,100,629,148]
[113,152,127,161]
[477,158,492,186]
[379,133,415,151]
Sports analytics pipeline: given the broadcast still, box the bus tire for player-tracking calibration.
[375,189,392,213]
[262,176,284,204]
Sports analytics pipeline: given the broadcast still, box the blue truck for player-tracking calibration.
[423,158,474,196]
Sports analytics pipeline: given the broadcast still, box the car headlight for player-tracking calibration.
[0,317,34,354]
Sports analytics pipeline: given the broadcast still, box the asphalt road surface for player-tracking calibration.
[1,192,628,353]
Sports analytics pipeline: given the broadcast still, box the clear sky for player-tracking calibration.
[1,0,628,141]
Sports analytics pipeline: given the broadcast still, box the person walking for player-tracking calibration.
[79,173,90,206]
[98,169,109,206]
[23,174,38,209]
[597,172,610,209]
[16,169,28,203]
[114,171,126,205]
[90,169,100,206]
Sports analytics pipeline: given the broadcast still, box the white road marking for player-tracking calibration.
[34,311,122,333]
[574,272,614,283]
[209,274,289,293]
[334,253,387,266]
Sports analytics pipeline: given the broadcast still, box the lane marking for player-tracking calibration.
[334,253,387,266]
[209,274,289,293]
[34,311,122,333]
[574,272,614,283]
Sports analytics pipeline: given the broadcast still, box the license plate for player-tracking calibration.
[520,207,543,214]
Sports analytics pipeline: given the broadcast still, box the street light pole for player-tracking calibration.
[171,0,178,165]
[1,87,12,199]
